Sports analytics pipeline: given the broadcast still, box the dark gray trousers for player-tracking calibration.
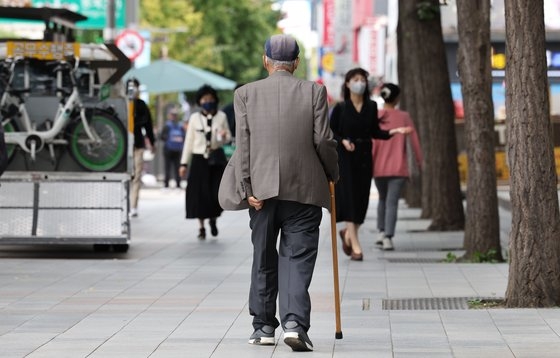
[374,176,406,237]
[248,199,322,332]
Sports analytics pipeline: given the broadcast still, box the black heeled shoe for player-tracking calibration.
[198,228,206,240]
[209,218,218,237]
[339,229,351,256]
[350,252,363,261]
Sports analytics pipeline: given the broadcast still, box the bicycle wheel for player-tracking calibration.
[68,110,126,172]
[1,118,18,161]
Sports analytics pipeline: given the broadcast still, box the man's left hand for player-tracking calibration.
[248,196,263,211]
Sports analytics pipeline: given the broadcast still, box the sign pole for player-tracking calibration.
[104,0,116,43]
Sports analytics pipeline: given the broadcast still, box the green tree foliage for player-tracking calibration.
[190,0,281,83]
[140,0,216,70]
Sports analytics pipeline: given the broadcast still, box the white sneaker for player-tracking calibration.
[382,237,394,251]
[283,321,313,352]
[375,231,385,246]
[248,325,275,345]
[130,208,138,218]
[284,331,313,351]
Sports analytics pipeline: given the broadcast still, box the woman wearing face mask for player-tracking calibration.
[179,85,232,239]
[330,68,411,261]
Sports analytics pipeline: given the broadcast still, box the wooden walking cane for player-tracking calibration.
[329,181,343,339]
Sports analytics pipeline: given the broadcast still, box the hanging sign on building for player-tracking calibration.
[31,0,126,29]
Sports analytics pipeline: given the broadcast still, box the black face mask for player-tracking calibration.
[201,102,217,112]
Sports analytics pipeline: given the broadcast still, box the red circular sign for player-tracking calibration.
[115,30,145,61]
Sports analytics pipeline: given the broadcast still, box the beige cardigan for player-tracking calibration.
[180,110,231,166]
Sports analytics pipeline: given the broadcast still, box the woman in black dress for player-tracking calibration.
[179,85,231,239]
[330,68,410,260]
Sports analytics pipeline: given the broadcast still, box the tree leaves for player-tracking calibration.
[141,0,280,83]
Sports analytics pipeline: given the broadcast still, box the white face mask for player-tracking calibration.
[348,80,366,95]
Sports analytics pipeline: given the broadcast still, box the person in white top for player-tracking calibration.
[179,85,231,239]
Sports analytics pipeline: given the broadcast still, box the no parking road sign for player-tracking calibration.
[115,30,144,61]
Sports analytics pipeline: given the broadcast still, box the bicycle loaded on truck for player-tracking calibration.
[0,6,134,251]
[0,57,127,171]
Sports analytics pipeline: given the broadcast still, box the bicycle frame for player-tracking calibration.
[1,59,101,161]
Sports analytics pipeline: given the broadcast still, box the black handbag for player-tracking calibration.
[208,147,227,167]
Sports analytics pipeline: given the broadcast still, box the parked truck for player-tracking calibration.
[0,6,133,252]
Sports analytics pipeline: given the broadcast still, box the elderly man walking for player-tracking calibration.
[219,34,339,352]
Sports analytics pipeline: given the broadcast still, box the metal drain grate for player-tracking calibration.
[385,258,443,263]
[383,297,474,310]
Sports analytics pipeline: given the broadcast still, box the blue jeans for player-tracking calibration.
[374,177,407,238]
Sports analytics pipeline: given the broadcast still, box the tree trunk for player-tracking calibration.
[397,3,422,209]
[398,0,465,229]
[398,0,432,216]
[504,0,560,307]
[456,0,502,261]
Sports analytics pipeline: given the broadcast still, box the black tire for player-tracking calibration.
[68,109,127,172]
[112,244,129,253]
[93,244,111,252]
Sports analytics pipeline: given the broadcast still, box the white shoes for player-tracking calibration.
[375,231,385,246]
[376,231,395,251]
[130,208,138,218]
[382,237,394,251]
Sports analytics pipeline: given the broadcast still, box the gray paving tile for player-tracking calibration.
[511,351,560,358]
[393,352,453,358]
[0,187,559,357]
[452,348,514,358]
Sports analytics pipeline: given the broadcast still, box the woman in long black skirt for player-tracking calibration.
[179,85,231,239]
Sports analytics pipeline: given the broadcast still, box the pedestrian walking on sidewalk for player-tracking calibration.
[0,122,8,178]
[179,85,231,239]
[129,78,156,218]
[218,34,339,352]
[160,107,185,188]
[330,68,411,261]
[221,83,244,146]
[373,83,423,250]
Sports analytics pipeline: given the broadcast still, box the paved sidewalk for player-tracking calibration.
[1,187,559,357]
